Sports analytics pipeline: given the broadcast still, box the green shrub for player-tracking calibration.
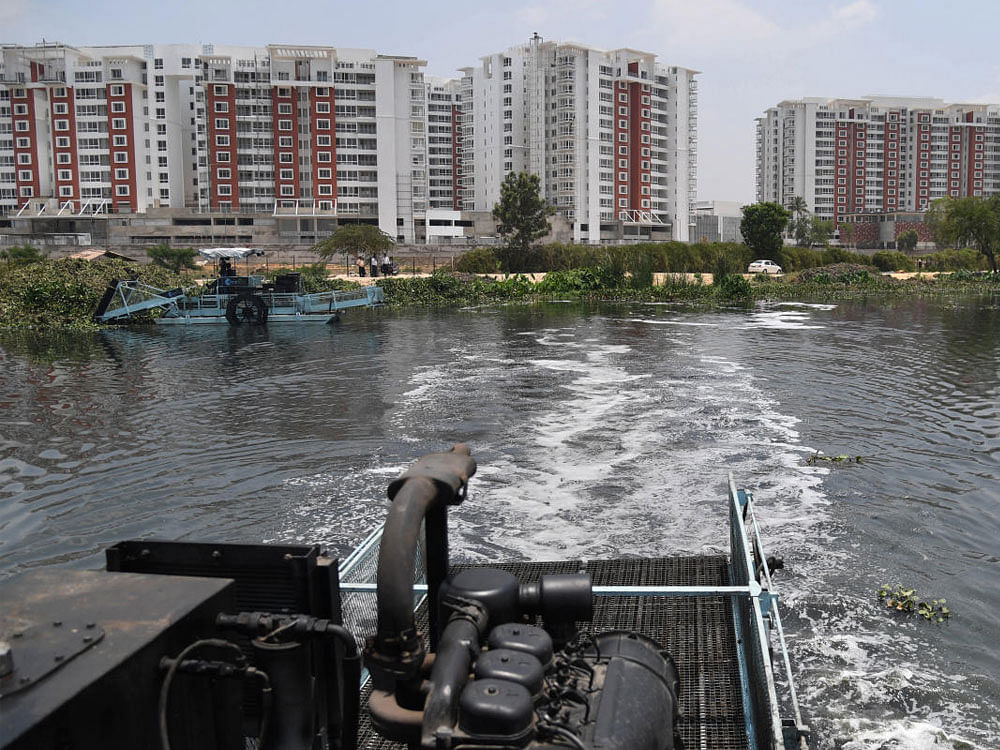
[146,243,198,273]
[715,273,751,298]
[455,247,501,273]
[871,251,916,272]
[0,244,47,266]
[920,248,985,272]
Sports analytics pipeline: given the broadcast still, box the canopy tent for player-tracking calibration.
[197,248,265,260]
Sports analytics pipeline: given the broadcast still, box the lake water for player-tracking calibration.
[1,296,997,749]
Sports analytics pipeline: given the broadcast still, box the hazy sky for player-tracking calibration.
[5,0,1000,204]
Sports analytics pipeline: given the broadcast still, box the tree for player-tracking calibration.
[147,243,197,273]
[839,222,856,250]
[896,229,919,253]
[926,196,999,272]
[787,197,811,246]
[312,223,395,264]
[807,217,834,247]
[740,202,790,263]
[492,171,555,272]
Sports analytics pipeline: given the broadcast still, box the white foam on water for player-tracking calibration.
[774,302,839,311]
[745,310,825,330]
[626,318,718,327]
[833,719,983,750]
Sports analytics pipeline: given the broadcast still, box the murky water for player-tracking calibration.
[1,296,998,749]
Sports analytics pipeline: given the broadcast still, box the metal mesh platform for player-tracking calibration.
[354,555,749,750]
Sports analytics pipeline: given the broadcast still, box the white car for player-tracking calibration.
[747,259,783,274]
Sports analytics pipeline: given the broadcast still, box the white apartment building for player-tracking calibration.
[456,35,698,243]
[756,96,1000,226]
[0,42,429,241]
[1,38,699,246]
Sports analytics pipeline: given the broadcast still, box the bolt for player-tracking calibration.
[140,548,151,558]
[85,623,96,629]
[52,621,62,627]
[83,636,92,643]
[211,550,222,560]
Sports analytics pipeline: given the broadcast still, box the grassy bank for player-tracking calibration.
[2,256,998,330]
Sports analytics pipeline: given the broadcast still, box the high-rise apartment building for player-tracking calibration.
[756,96,1000,226]
[1,37,698,245]
[456,35,699,242]
[0,42,429,240]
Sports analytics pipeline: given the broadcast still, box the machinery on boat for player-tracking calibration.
[92,247,384,326]
[0,445,810,750]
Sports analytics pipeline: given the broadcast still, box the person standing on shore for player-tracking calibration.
[381,253,391,277]
[357,255,366,277]
[370,255,379,277]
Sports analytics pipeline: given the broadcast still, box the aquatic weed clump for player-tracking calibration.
[877,584,951,623]
[0,258,187,329]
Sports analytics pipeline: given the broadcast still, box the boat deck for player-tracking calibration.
[354,555,749,750]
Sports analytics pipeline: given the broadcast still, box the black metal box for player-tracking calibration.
[0,569,238,750]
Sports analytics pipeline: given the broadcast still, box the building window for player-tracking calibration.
[18,169,33,181]
[214,101,229,113]
[59,185,74,197]
[316,119,331,130]
[218,184,232,195]
[316,135,331,146]
[214,85,228,96]
[278,103,293,115]
[280,185,295,196]
[112,118,126,130]
[278,119,292,131]
[17,153,31,165]
[316,102,330,114]
[215,118,230,130]
[279,152,293,163]
[57,153,72,164]
[215,134,230,146]
[111,101,126,113]
[316,151,331,162]
[115,168,129,180]
[110,84,125,97]
[216,151,230,163]
[318,184,333,195]
[58,169,73,181]
[279,168,294,180]
[216,168,231,180]
[115,184,130,196]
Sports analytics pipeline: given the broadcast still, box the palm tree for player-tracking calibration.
[787,197,810,246]
[788,196,809,220]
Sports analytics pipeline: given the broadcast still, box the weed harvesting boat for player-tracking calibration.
[0,445,809,750]
[93,247,383,326]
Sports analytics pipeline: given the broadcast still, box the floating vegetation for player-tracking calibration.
[806,454,863,465]
[877,584,951,623]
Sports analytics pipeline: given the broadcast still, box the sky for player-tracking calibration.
[5,0,1000,204]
